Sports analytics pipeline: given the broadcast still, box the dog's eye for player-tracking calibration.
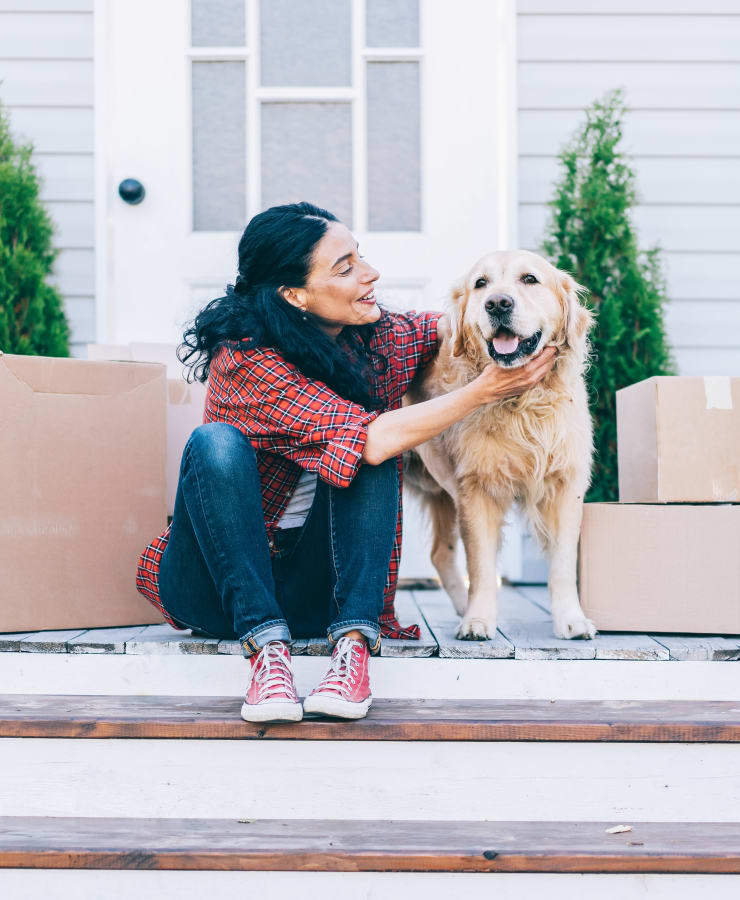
[521,273,538,285]
[474,277,488,289]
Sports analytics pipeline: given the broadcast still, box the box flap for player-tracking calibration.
[1,354,165,396]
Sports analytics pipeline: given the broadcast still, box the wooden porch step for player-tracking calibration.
[1,817,739,873]
[2,694,739,742]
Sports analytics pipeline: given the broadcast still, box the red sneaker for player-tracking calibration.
[240,640,303,723]
[303,636,372,719]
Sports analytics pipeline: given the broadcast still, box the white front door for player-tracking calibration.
[99,0,524,580]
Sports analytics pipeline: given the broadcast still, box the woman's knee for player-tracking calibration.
[185,422,255,473]
[341,456,398,509]
[359,455,398,485]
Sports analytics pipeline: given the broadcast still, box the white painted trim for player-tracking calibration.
[185,33,194,234]
[2,871,738,900]
[188,47,249,59]
[352,0,367,232]
[92,0,111,342]
[1,653,739,701]
[496,0,519,250]
[2,738,738,821]
[246,0,260,219]
[363,48,424,60]
[255,86,356,101]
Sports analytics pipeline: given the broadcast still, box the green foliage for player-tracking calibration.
[542,89,675,502]
[0,95,70,357]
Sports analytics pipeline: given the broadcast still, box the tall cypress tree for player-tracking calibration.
[0,97,70,357]
[542,89,675,502]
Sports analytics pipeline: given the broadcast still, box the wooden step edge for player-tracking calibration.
[1,818,739,874]
[1,695,740,742]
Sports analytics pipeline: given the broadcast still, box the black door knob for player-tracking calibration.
[118,178,146,205]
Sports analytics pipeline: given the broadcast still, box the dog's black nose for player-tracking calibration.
[485,294,514,313]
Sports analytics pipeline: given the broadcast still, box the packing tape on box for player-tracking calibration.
[704,376,733,410]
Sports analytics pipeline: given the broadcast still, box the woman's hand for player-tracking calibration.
[469,346,557,405]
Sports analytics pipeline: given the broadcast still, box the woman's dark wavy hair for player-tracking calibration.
[178,201,388,410]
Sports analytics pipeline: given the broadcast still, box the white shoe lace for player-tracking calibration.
[249,641,298,703]
[316,636,362,698]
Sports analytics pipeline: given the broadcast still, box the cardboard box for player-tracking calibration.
[617,376,740,503]
[87,343,207,516]
[578,503,740,634]
[0,352,168,631]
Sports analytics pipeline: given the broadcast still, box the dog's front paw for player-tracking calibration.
[456,615,493,641]
[552,611,597,640]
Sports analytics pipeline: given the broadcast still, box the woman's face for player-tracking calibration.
[282,221,381,338]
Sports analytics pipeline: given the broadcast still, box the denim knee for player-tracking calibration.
[356,454,397,485]
[186,422,254,471]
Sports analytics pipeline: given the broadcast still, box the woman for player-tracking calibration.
[135,202,556,724]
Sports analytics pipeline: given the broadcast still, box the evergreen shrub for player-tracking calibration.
[0,96,70,356]
[542,89,675,502]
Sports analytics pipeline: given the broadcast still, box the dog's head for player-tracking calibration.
[447,249,593,368]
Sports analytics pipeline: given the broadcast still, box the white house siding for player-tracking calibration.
[0,0,95,358]
[517,0,740,376]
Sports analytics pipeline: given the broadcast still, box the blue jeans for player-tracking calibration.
[158,422,398,659]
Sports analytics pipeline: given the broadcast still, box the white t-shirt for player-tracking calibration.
[276,469,318,530]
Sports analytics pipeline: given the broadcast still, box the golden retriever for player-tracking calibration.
[403,249,597,640]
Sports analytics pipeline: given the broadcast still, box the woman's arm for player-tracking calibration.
[361,346,557,465]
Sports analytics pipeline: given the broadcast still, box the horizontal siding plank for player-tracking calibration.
[47,247,94,295]
[520,157,740,205]
[672,347,740,375]
[8,107,93,153]
[35,153,94,202]
[63,295,95,343]
[0,59,94,105]
[518,62,740,111]
[519,1,740,13]
[663,252,740,300]
[665,300,740,348]
[520,203,740,253]
[44,200,94,248]
[0,12,92,59]
[0,1,92,9]
[521,251,740,303]
[518,15,740,62]
[518,109,740,157]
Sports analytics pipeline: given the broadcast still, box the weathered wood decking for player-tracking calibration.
[2,695,739,741]
[1,586,739,661]
[2,817,740,873]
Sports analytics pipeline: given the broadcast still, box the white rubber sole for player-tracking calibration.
[240,700,303,723]
[302,693,372,720]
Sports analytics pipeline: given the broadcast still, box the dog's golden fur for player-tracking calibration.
[404,249,598,640]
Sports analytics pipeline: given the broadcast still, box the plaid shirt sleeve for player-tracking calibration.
[220,344,381,488]
[388,309,443,379]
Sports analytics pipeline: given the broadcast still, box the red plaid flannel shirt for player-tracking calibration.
[136,307,442,640]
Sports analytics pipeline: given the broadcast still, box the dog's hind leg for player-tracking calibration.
[455,484,506,640]
[428,490,467,617]
[537,480,597,640]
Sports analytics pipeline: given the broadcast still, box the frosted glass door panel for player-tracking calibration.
[191,0,246,47]
[260,0,351,86]
[366,61,420,231]
[192,61,247,231]
[366,0,419,48]
[261,102,353,226]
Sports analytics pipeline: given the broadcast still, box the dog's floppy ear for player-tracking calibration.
[447,276,468,358]
[557,271,593,351]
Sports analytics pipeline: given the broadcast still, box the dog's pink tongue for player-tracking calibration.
[492,334,520,354]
